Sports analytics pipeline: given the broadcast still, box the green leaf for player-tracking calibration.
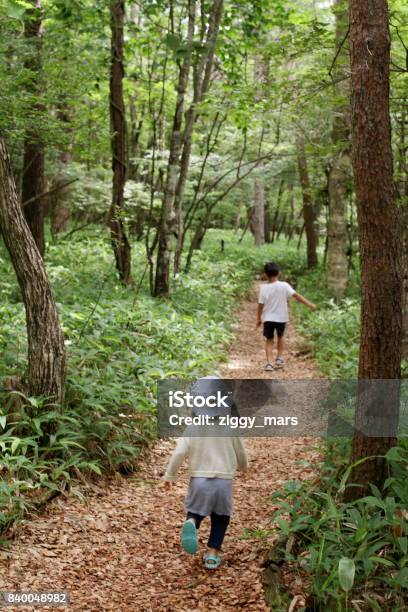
[164,34,184,52]
[385,446,403,462]
[338,557,355,592]
[11,437,21,454]
[275,517,290,536]
[27,396,40,408]
[397,537,407,555]
[394,567,408,586]
[369,556,395,567]
[86,462,102,475]
[0,416,7,429]
[3,0,29,19]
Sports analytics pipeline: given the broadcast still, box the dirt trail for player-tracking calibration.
[0,285,320,611]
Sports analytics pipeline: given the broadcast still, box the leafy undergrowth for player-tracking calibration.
[291,262,361,378]
[264,258,408,609]
[0,228,300,529]
[267,439,408,611]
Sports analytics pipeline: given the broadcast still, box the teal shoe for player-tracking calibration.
[204,552,221,569]
[181,519,198,554]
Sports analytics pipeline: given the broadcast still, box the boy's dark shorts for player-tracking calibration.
[263,321,286,339]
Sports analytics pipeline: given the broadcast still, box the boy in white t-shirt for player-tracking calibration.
[256,262,316,371]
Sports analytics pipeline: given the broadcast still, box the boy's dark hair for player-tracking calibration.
[264,262,280,278]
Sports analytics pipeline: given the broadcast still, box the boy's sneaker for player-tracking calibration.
[275,357,284,368]
[264,363,274,371]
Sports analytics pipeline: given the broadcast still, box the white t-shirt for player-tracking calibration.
[258,281,296,323]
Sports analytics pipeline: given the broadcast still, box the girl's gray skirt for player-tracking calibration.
[184,477,232,517]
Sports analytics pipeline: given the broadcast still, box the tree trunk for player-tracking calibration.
[253,177,265,246]
[128,97,143,181]
[264,194,271,243]
[185,220,207,271]
[286,183,296,242]
[327,0,351,298]
[276,212,287,240]
[295,132,318,267]
[50,105,72,235]
[402,203,408,359]
[344,0,402,501]
[250,54,268,248]
[271,180,284,243]
[398,106,408,359]
[173,0,224,274]
[154,0,196,296]
[0,138,66,402]
[22,0,45,256]
[108,0,132,284]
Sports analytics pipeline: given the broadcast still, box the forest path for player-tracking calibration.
[0,284,320,611]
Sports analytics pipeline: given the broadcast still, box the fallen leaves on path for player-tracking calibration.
[0,286,320,611]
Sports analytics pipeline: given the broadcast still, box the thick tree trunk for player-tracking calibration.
[108,0,132,284]
[0,139,66,402]
[402,204,408,359]
[253,177,265,246]
[398,106,408,359]
[154,0,195,295]
[327,0,351,298]
[295,132,318,267]
[22,0,45,256]
[344,0,402,501]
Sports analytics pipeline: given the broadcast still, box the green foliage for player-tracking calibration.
[0,228,316,527]
[291,263,361,377]
[1,0,31,20]
[0,229,274,527]
[268,439,408,610]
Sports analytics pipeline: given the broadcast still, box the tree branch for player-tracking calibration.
[22,178,79,208]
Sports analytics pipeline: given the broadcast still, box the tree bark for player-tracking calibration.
[0,138,66,402]
[154,0,196,295]
[402,202,408,359]
[295,132,318,267]
[128,97,143,181]
[397,106,408,359]
[50,105,72,235]
[22,0,45,256]
[108,0,132,284]
[327,0,352,298]
[286,183,296,242]
[185,219,207,271]
[253,177,265,246]
[344,0,402,501]
[270,180,285,243]
[264,193,271,243]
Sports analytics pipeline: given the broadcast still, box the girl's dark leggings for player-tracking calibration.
[187,511,230,550]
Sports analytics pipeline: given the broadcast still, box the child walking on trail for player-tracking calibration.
[163,378,248,570]
[256,262,316,371]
